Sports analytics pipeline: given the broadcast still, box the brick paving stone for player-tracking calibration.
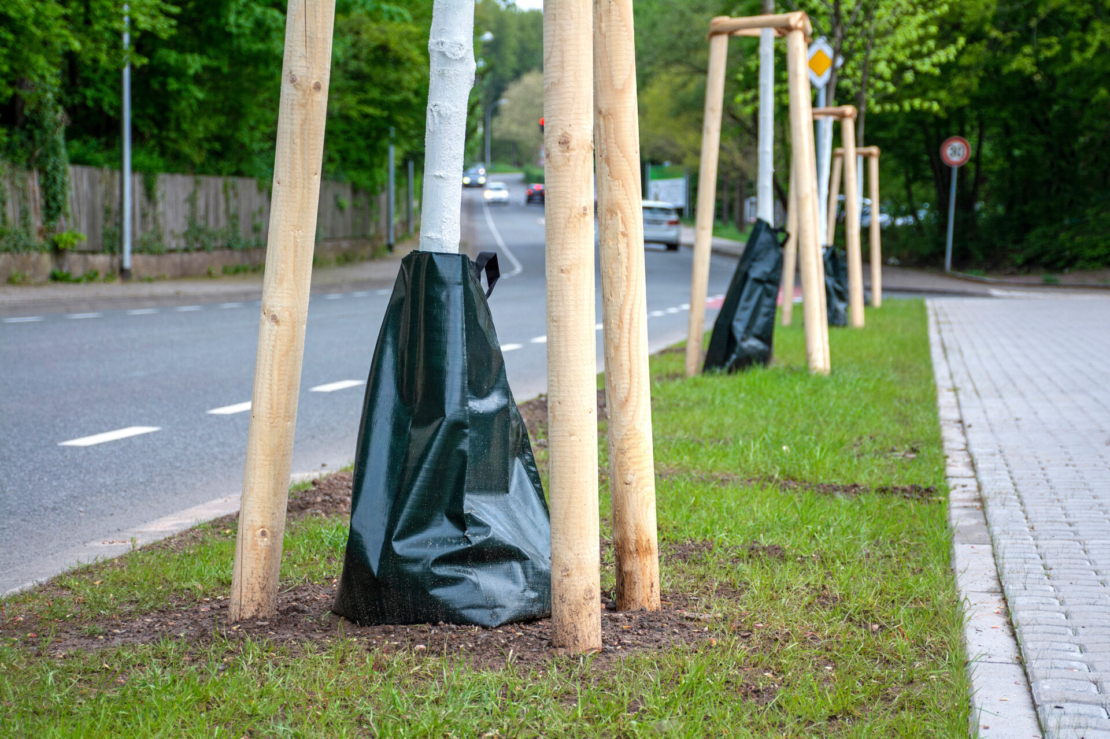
[934,297,1110,737]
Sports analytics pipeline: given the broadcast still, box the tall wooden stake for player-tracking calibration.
[593,0,660,613]
[785,22,828,373]
[841,113,863,328]
[230,0,336,621]
[545,0,602,653]
[685,28,729,377]
[780,165,797,325]
[867,149,882,307]
[827,150,842,247]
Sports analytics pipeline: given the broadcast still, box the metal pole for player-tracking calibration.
[387,130,395,251]
[121,5,132,280]
[815,85,830,245]
[945,165,957,272]
[756,5,774,224]
[407,158,414,235]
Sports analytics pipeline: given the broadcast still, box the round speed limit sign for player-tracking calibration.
[941,136,971,168]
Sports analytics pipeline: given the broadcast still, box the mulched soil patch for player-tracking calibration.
[658,468,938,501]
[22,585,727,671]
[287,471,353,517]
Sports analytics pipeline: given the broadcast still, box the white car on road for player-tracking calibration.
[642,201,681,251]
[483,182,510,205]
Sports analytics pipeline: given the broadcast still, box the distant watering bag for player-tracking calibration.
[703,219,785,373]
[333,251,552,627]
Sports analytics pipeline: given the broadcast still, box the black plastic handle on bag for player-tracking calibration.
[473,252,500,298]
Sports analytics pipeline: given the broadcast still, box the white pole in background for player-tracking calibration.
[945,165,957,272]
[419,0,476,254]
[121,5,132,280]
[756,24,774,224]
[814,85,830,245]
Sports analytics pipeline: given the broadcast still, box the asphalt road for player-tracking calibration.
[0,175,734,594]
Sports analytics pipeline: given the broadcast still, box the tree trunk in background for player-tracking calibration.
[419,0,476,254]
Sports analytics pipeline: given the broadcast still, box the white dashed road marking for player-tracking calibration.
[649,310,665,317]
[666,307,680,313]
[325,294,341,300]
[501,343,523,352]
[680,303,690,310]
[310,380,365,393]
[530,336,547,344]
[176,306,201,312]
[127,308,158,315]
[207,401,252,415]
[59,426,161,447]
[67,313,102,320]
[352,291,370,297]
[595,323,603,330]
[2,316,43,323]
[376,289,391,295]
[220,303,243,309]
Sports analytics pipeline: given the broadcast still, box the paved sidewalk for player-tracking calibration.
[934,295,1110,738]
[0,239,419,316]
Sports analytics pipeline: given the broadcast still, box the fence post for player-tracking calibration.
[841,113,863,328]
[230,0,336,621]
[867,150,881,307]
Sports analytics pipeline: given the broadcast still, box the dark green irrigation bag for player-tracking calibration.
[703,219,785,373]
[333,251,552,628]
[824,247,849,327]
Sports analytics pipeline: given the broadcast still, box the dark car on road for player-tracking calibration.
[525,183,544,204]
[463,165,487,188]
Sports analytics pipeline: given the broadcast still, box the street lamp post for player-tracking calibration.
[485,98,506,172]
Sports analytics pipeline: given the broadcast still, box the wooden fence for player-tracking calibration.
[1,165,398,253]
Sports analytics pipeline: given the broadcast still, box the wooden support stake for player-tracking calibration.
[826,149,842,247]
[544,0,601,653]
[780,165,797,326]
[230,0,336,621]
[841,115,864,328]
[593,0,660,612]
[685,29,729,377]
[785,24,828,373]
[867,149,882,307]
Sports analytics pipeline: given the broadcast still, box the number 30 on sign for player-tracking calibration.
[941,136,971,168]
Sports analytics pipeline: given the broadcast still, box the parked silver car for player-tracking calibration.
[642,201,681,251]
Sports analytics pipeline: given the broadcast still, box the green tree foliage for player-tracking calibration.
[492,69,543,166]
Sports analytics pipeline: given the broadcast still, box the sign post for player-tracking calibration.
[807,37,838,246]
[940,136,970,272]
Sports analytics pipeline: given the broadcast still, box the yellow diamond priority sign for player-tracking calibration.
[807,37,836,88]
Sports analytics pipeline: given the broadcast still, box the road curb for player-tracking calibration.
[1,470,326,600]
[928,300,1043,738]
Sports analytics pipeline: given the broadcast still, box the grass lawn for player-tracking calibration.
[680,218,752,244]
[0,299,968,737]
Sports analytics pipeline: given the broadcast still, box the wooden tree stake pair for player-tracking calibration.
[545,0,661,654]
[830,146,883,308]
[687,12,829,376]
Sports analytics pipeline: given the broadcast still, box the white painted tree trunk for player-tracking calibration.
[419,0,476,254]
[757,28,774,224]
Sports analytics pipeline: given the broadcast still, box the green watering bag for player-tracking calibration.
[703,219,785,373]
[333,251,551,627]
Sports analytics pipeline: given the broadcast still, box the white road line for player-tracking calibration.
[595,323,604,331]
[537,217,545,225]
[310,379,365,393]
[59,426,160,447]
[220,302,243,309]
[207,401,252,415]
[649,310,665,318]
[325,294,341,300]
[376,289,392,295]
[481,201,524,278]
[128,308,159,315]
[666,307,680,314]
[176,305,201,312]
[530,336,547,344]
[501,343,523,352]
[352,291,370,297]
[2,316,43,323]
[67,312,102,320]
[680,303,690,310]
